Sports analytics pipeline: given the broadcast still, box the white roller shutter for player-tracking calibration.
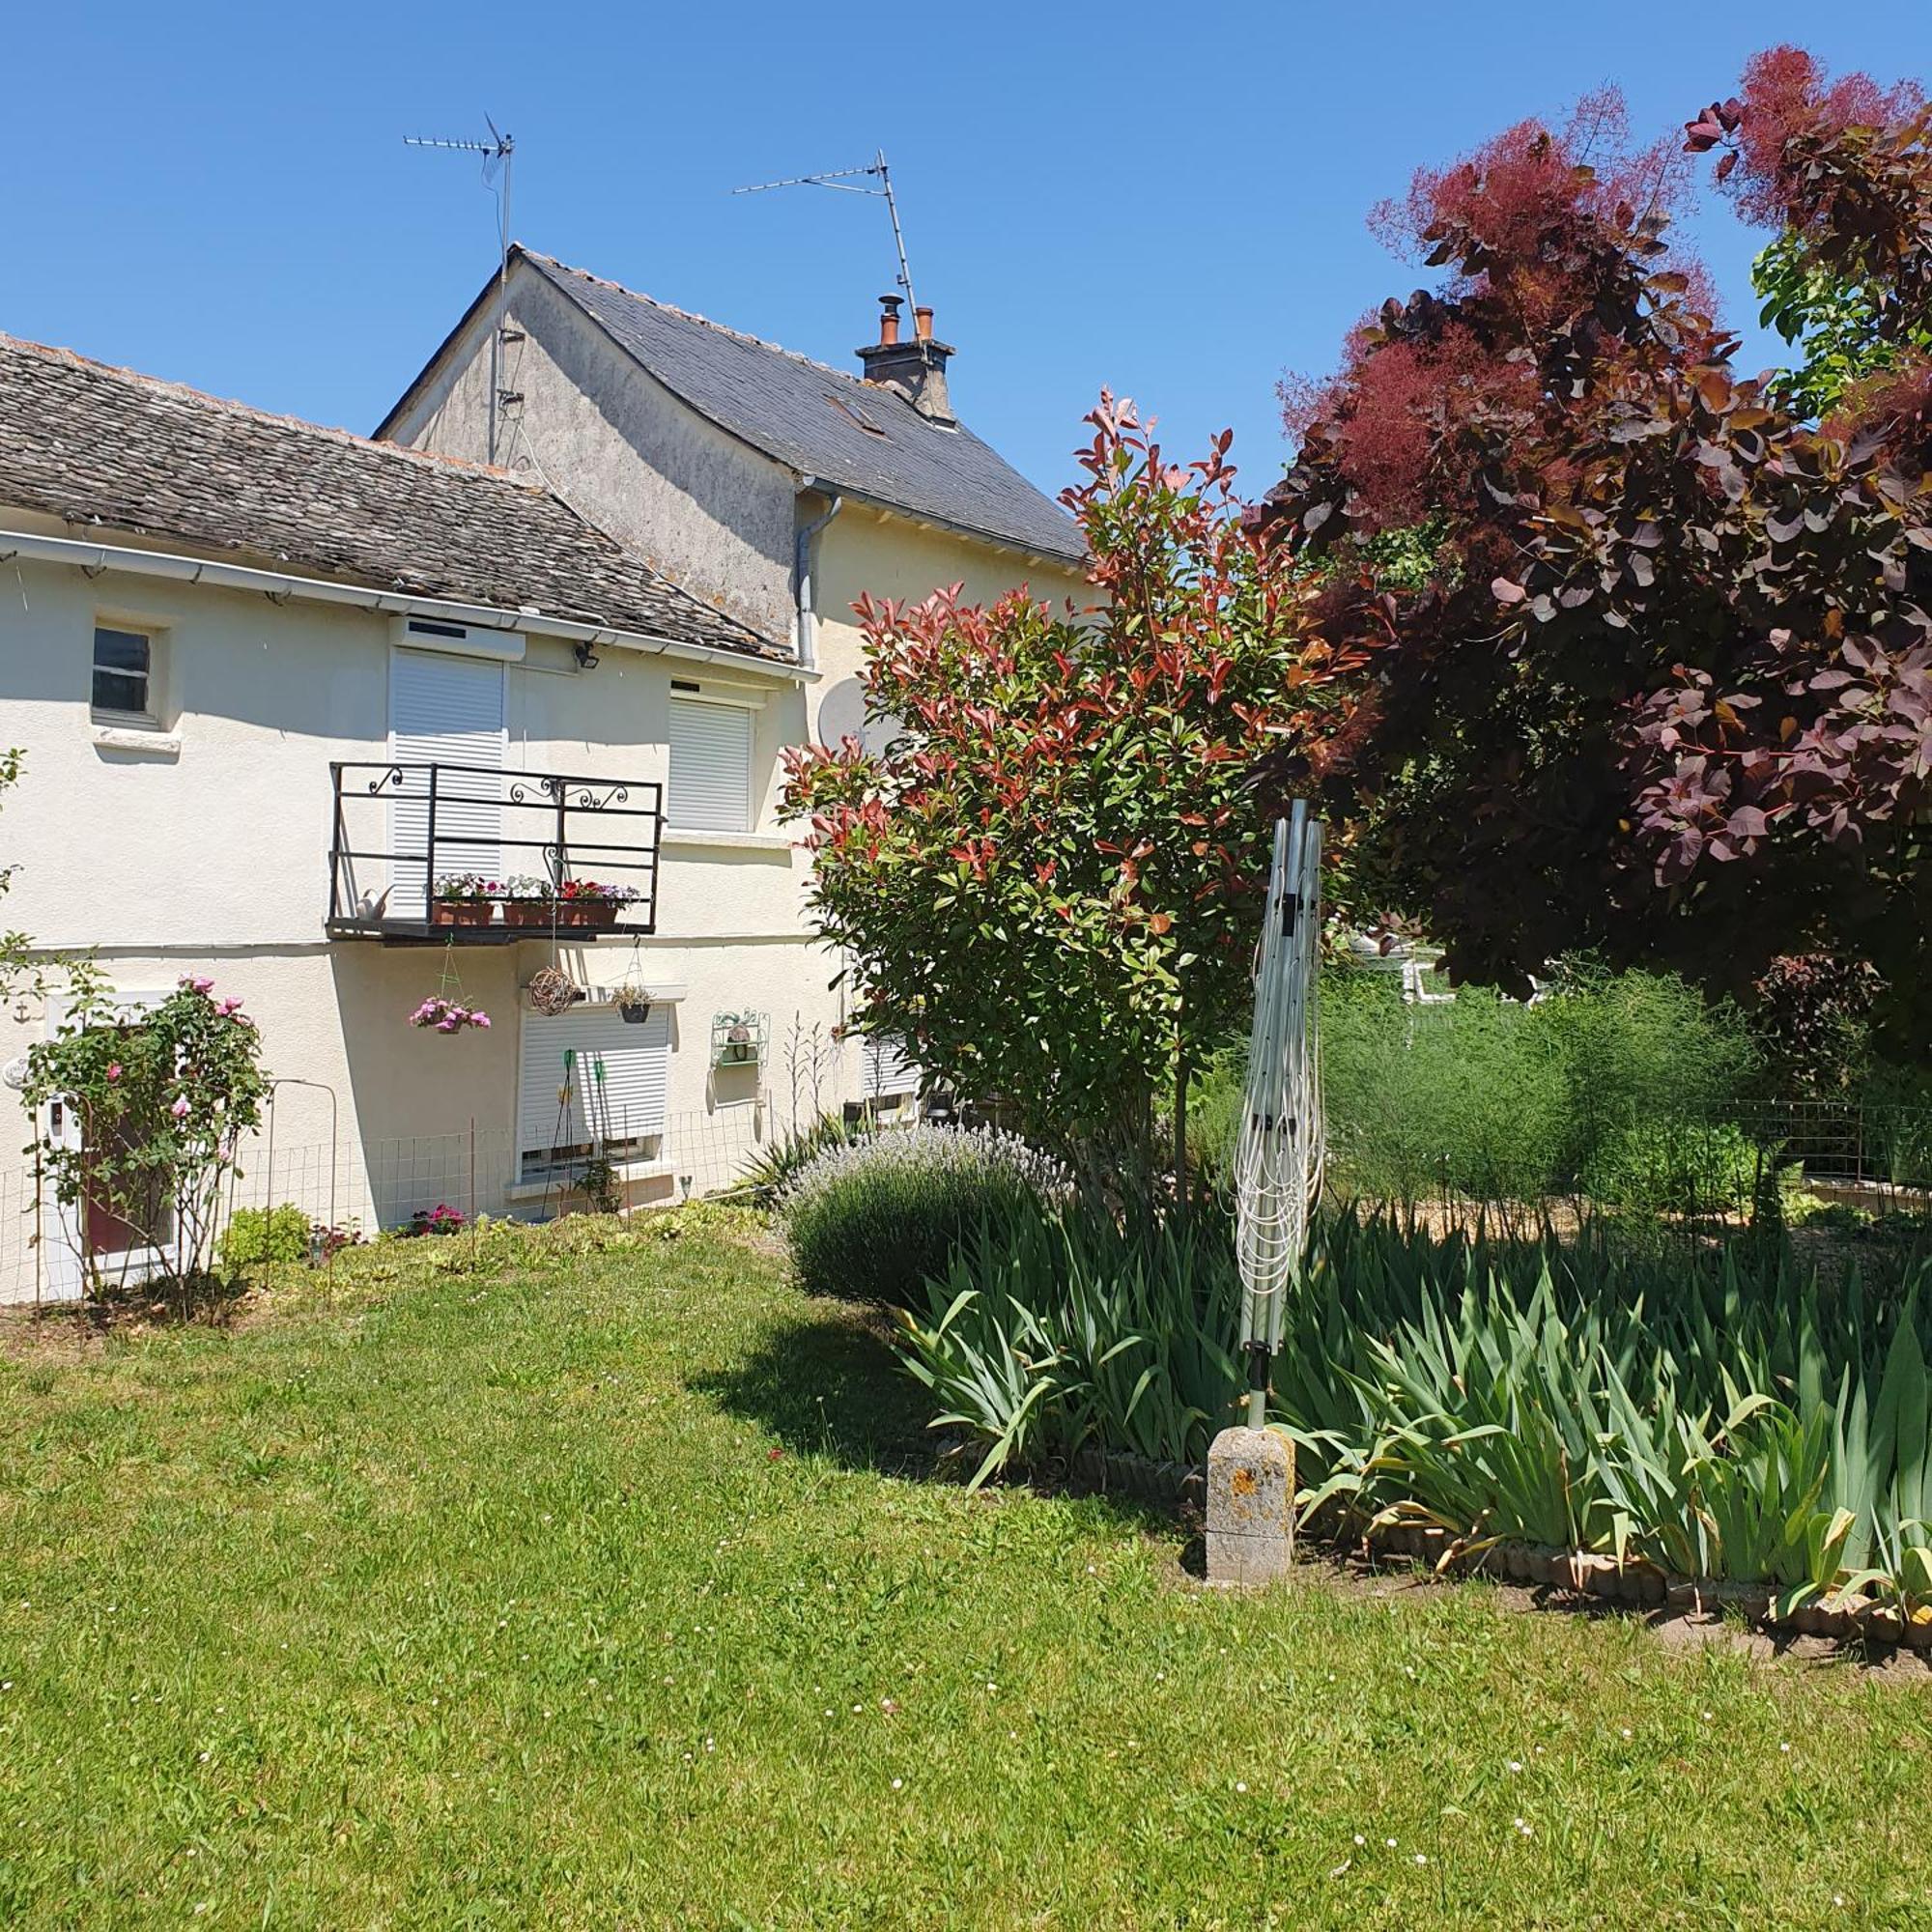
[389,648,505,914]
[518,1005,671,1167]
[668,697,753,833]
[864,1034,919,1100]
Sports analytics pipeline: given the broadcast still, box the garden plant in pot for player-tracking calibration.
[430,873,495,928]
[556,879,635,931]
[496,874,555,928]
[610,980,652,1024]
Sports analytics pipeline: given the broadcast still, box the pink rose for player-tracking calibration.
[105,1063,122,1081]
[169,1095,190,1119]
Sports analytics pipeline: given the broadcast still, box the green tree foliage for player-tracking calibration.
[1753,230,1932,422]
[781,397,1358,1160]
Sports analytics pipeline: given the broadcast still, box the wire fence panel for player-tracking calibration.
[0,1105,789,1306]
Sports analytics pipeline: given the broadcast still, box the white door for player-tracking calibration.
[388,648,506,917]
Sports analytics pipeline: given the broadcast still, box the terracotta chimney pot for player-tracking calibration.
[914,305,934,343]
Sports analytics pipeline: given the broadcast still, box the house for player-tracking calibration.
[0,262,1087,1301]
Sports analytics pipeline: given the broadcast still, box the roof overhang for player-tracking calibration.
[0,525,814,683]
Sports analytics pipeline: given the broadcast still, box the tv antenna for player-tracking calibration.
[404,116,518,465]
[732,148,917,314]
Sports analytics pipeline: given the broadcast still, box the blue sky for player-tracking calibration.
[6,5,1928,501]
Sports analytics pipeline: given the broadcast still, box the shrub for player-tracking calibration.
[1578,1121,1772,1218]
[218,1204,313,1272]
[781,1126,1067,1306]
[1300,961,1758,1207]
[736,1114,867,1205]
[22,976,268,1294]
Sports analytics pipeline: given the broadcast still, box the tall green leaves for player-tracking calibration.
[901,1197,1932,1606]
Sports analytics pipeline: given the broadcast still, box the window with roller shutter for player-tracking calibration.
[863,1034,920,1101]
[517,1005,671,1181]
[668,696,753,833]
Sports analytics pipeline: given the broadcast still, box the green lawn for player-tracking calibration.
[1,1212,1928,1928]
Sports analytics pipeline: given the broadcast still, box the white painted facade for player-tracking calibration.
[0,278,1087,1300]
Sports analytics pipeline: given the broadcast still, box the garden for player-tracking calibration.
[6,38,1932,1925]
[2,1212,1929,1927]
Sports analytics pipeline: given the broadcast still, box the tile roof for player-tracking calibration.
[0,333,785,661]
[513,250,1088,567]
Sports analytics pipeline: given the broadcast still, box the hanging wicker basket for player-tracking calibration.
[526,966,582,1016]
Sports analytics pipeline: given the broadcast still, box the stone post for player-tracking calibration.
[1206,1426,1294,1587]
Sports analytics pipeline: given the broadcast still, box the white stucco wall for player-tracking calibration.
[0,544,854,1299]
[384,264,800,641]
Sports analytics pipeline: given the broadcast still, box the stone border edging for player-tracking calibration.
[1367,1520,1932,1648]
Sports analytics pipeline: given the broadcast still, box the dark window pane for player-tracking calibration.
[91,627,151,715]
[93,628,150,675]
[92,668,149,714]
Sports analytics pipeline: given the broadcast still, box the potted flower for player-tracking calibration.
[556,878,636,931]
[409,996,492,1035]
[488,874,548,927]
[430,873,496,928]
[609,980,652,1024]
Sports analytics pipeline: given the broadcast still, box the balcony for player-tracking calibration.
[327,759,663,943]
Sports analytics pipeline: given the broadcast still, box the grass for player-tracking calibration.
[0,1212,1928,1927]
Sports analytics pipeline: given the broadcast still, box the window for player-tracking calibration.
[668,695,753,833]
[863,1034,920,1102]
[517,1005,671,1183]
[92,625,155,719]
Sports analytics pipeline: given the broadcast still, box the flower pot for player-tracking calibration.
[562,900,621,930]
[499,899,554,928]
[431,899,494,928]
[618,1002,651,1024]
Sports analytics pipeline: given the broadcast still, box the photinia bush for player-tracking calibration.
[781,398,1357,1164]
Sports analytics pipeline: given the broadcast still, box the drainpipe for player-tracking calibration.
[793,478,843,673]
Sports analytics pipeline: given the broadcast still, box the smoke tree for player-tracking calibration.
[1250,50,1932,1036]
[781,397,1356,1168]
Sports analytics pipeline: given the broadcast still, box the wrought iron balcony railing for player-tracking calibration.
[327,759,664,943]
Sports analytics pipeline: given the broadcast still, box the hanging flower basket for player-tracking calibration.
[409,996,492,1035]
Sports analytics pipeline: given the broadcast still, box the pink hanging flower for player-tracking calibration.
[409,995,491,1035]
[217,997,243,1017]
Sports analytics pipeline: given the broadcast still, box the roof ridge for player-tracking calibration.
[0,332,547,495]
[521,248,886,397]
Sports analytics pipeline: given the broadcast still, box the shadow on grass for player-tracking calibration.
[690,1299,939,1476]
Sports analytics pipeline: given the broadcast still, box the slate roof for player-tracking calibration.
[443,249,1087,567]
[0,333,784,661]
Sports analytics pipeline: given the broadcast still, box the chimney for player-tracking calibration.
[856,293,956,426]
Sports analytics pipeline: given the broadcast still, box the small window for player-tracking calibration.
[668,696,754,833]
[92,626,154,719]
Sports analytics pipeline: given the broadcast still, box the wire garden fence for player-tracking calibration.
[0,1105,775,1307]
[1328,1094,1932,1258]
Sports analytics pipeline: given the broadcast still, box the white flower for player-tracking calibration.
[1506,1760,1521,1774]
[1235,1781,1247,1794]
[1413,1853,1428,1866]
[1352,1834,1365,1847]
[891,1777,903,1791]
